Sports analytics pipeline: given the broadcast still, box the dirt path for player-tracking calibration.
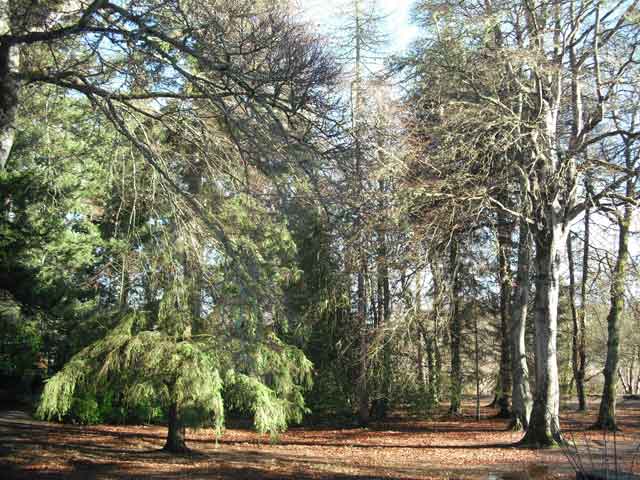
[1,400,639,479]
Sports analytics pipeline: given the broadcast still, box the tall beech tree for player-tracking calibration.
[401,0,640,446]
[511,217,533,430]
[594,122,640,430]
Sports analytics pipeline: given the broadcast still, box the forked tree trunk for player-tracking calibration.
[520,224,564,447]
[164,401,188,453]
[511,219,532,430]
[594,187,632,431]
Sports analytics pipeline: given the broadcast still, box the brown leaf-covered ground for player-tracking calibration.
[2,398,640,479]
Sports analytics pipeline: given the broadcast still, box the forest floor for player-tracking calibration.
[1,397,640,479]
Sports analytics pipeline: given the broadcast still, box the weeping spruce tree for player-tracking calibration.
[37,184,315,453]
[38,274,313,452]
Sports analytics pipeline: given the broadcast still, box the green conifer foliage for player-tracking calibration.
[37,308,313,448]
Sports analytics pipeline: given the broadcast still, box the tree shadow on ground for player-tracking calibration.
[0,458,552,480]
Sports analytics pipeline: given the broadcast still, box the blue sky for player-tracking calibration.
[296,0,419,55]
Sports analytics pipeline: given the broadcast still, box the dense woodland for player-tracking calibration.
[1,0,640,458]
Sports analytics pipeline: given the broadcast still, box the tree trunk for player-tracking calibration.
[474,312,481,421]
[594,188,632,430]
[496,209,513,418]
[567,229,587,411]
[520,224,564,447]
[629,348,636,395]
[428,256,444,405]
[377,178,391,417]
[119,253,129,310]
[0,24,19,170]
[634,352,640,395]
[357,258,370,426]
[511,218,532,431]
[434,333,442,403]
[183,161,204,334]
[577,204,590,411]
[449,238,463,416]
[418,331,426,389]
[164,401,188,453]
[416,271,426,390]
[351,0,369,427]
[618,369,631,395]
[566,0,589,412]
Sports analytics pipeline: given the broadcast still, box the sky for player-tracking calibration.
[295,0,420,55]
[295,0,639,268]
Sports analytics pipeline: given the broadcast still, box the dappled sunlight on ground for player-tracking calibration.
[1,398,639,479]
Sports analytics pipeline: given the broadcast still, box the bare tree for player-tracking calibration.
[400,0,640,446]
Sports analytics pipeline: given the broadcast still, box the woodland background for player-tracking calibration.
[0,0,639,455]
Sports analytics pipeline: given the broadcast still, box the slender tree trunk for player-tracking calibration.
[449,238,463,416]
[377,174,391,416]
[164,401,188,453]
[182,161,204,334]
[426,333,433,390]
[496,209,513,418]
[567,231,587,411]
[428,255,443,405]
[634,353,640,395]
[594,182,632,430]
[618,369,631,395]
[434,332,442,403]
[357,255,370,425]
[0,18,19,170]
[119,253,129,310]
[568,1,588,412]
[351,0,370,428]
[474,312,481,421]
[629,348,636,395]
[520,224,564,447]
[577,204,590,411]
[416,271,426,390]
[511,218,532,431]
[418,331,426,389]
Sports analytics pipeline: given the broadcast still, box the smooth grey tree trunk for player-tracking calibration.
[511,218,532,430]
[594,177,633,430]
[520,223,564,447]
